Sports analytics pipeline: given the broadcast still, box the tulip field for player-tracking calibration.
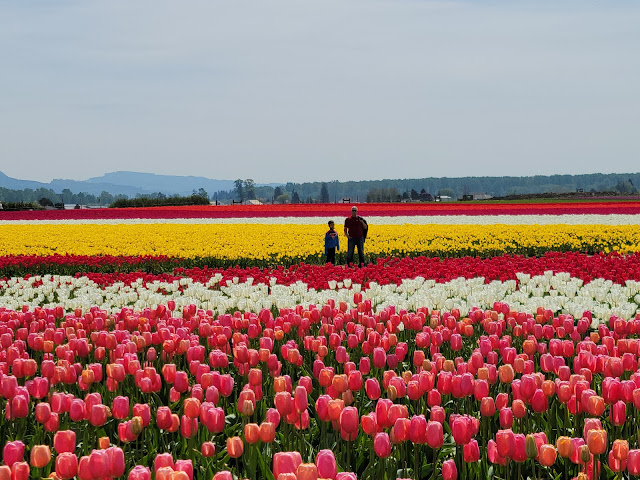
[2,201,640,480]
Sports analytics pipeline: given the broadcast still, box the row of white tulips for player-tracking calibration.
[1,272,639,323]
[2,214,640,226]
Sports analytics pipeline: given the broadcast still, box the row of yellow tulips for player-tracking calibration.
[2,224,640,260]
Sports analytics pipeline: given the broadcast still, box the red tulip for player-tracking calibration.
[374,432,391,458]
[175,459,193,480]
[426,421,444,449]
[55,452,78,479]
[496,429,515,459]
[442,459,457,480]
[35,402,52,423]
[409,415,428,444]
[54,430,76,454]
[294,385,308,414]
[129,465,152,480]
[273,452,302,479]
[531,389,548,413]
[627,449,640,475]
[89,449,109,478]
[464,440,480,462]
[2,441,25,467]
[154,453,175,472]
[316,449,337,479]
[89,404,109,427]
[112,396,130,420]
[10,462,29,480]
[365,378,381,400]
[201,442,216,457]
[611,400,626,426]
[340,406,359,434]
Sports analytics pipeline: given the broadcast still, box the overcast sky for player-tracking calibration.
[1,0,638,184]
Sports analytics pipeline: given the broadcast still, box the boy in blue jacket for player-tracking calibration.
[324,220,340,264]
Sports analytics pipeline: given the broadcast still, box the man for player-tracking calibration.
[344,206,367,267]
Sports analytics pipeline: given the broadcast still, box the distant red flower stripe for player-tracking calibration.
[2,201,640,220]
[3,252,640,289]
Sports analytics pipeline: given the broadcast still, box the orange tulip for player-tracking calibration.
[259,422,276,443]
[156,467,174,480]
[227,436,244,458]
[98,437,110,449]
[332,374,348,394]
[244,423,259,444]
[538,444,557,467]
[498,365,514,384]
[183,398,201,419]
[612,439,629,461]
[556,436,572,458]
[30,445,51,468]
[296,463,318,480]
[541,380,556,397]
[274,377,287,393]
[327,399,344,422]
[587,396,605,417]
[587,429,607,456]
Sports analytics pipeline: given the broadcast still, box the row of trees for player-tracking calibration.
[0,187,126,207]
[1,175,638,208]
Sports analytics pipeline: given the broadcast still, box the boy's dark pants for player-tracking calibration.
[326,248,336,264]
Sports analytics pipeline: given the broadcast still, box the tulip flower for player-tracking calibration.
[273,452,303,479]
[10,462,29,480]
[316,450,337,479]
[129,466,152,480]
[55,452,78,480]
[426,421,444,449]
[3,441,25,468]
[627,449,640,476]
[374,432,392,458]
[464,440,480,462]
[201,442,216,457]
[587,429,607,456]
[54,430,76,454]
[297,463,319,480]
[612,439,629,461]
[30,445,51,468]
[442,459,457,480]
[227,436,244,458]
[538,444,557,467]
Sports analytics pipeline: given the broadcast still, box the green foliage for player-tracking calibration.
[0,201,44,211]
[109,194,210,208]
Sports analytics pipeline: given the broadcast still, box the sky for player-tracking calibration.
[0,1,639,184]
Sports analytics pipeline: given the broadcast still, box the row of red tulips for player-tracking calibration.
[3,298,640,478]
[2,251,640,288]
[1,201,640,221]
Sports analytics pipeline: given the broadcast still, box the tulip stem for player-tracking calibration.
[431,448,438,480]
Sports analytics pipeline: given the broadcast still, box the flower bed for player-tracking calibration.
[1,224,639,265]
[2,201,640,479]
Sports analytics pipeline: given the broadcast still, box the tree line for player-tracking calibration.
[1,173,638,208]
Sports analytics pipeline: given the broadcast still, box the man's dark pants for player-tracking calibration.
[346,237,364,267]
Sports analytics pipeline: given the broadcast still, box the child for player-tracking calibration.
[324,220,340,264]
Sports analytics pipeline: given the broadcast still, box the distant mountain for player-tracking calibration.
[0,171,49,191]
[0,171,275,197]
[85,171,237,196]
